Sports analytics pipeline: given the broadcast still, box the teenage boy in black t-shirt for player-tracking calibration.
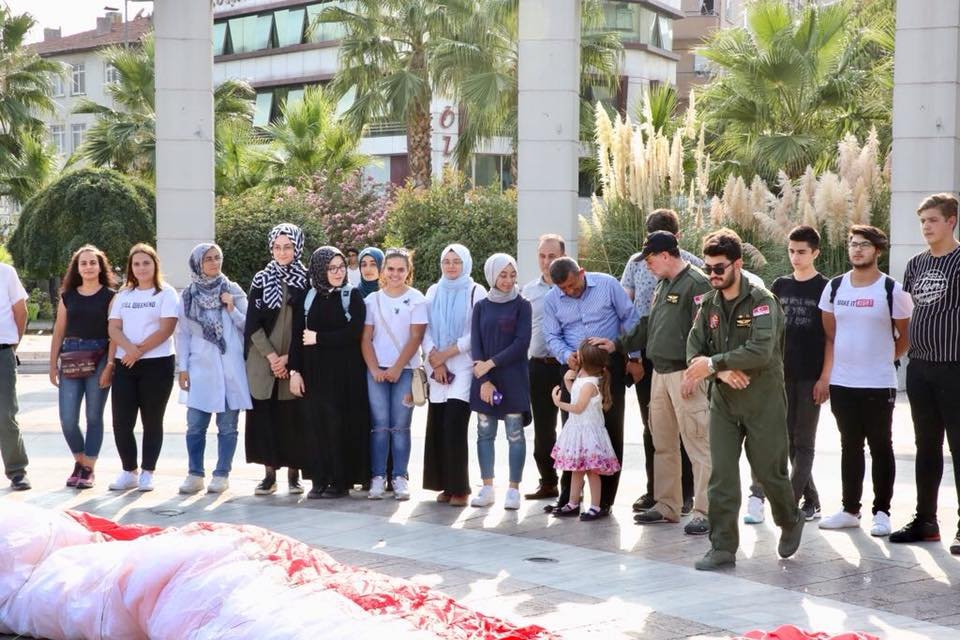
[890,193,960,555]
[749,226,830,523]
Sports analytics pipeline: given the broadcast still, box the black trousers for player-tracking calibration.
[635,354,693,501]
[829,385,896,516]
[906,359,960,528]
[528,358,565,486]
[558,351,626,510]
[111,356,175,472]
[422,399,471,495]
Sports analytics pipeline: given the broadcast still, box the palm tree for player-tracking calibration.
[0,9,63,137]
[256,85,367,187]
[214,119,265,196]
[75,34,254,178]
[697,0,893,181]
[0,130,58,206]
[314,0,472,188]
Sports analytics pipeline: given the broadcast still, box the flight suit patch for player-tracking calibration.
[752,304,770,317]
[736,315,752,328]
[693,293,705,305]
[666,293,679,304]
[709,313,719,329]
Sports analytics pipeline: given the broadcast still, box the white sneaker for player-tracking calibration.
[109,470,139,491]
[393,476,410,501]
[138,470,154,492]
[368,476,385,500]
[207,476,229,494]
[471,485,496,507]
[819,510,861,529]
[871,511,892,537]
[504,488,521,511]
[179,475,204,494]
[743,495,765,524]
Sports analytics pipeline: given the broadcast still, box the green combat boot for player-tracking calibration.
[694,549,736,571]
[778,515,805,558]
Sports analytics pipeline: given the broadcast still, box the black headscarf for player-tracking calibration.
[308,246,346,297]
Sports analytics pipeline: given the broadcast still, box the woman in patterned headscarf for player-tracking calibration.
[175,243,250,495]
[243,223,311,496]
[289,246,369,499]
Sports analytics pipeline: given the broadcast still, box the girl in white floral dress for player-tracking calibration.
[550,340,621,521]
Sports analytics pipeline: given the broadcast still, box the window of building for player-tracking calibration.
[693,54,709,77]
[71,123,86,151]
[253,91,273,127]
[700,0,716,15]
[274,8,306,48]
[213,21,229,55]
[71,63,86,95]
[600,2,674,51]
[104,64,120,86]
[51,73,64,97]
[472,155,514,190]
[50,125,66,155]
[227,14,274,54]
[306,2,347,42]
[583,76,627,116]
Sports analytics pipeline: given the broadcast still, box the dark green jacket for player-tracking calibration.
[686,278,785,387]
[616,264,712,374]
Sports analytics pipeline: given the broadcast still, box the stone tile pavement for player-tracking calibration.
[3,368,960,639]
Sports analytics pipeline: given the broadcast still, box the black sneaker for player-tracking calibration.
[889,516,940,543]
[307,484,325,499]
[254,476,277,495]
[681,498,694,516]
[634,508,677,525]
[800,501,821,522]
[632,493,656,513]
[950,533,960,556]
[10,474,31,491]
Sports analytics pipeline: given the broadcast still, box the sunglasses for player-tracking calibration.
[702,261,734,276]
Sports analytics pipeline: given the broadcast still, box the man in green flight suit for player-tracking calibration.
[593,231,714,536]
[684,228,804,570]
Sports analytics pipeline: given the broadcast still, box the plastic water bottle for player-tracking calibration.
[492,391,503,405]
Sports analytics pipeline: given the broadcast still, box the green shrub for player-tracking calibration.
[386,171,517,291]
[215,186,327,290]
[0,245,11,265]
[8,168,155,279]
[28,287,53,320]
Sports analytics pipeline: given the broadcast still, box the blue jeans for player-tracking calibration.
[368,369,413,478]
[477,413,526,483]
[58,339,110,458]
[186,407,239,478]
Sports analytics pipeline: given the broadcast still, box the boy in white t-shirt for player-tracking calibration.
[818,225,913,537]
[0,263,29,490]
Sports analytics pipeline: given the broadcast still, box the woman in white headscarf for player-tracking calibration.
[469,253,532,510]
[175,243,251,495]
[421,244,486,506]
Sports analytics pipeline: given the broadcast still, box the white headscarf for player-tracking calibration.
[484,253,519,303]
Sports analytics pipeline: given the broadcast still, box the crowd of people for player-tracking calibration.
[0,192,958,571]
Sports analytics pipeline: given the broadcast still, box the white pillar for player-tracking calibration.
[154,0,215,287]
[517,0,581,281]
[889,1,960,279]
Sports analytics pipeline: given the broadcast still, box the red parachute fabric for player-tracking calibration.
[739,625,880,640]
[66,511,554,640]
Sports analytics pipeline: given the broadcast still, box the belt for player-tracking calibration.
[530,356,560,366]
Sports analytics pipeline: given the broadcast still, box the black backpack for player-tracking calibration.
[828,275,900,368]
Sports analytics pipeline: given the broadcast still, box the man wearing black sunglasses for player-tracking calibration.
[684,228,803,570]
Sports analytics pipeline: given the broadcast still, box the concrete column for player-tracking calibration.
[889,1,960,279]
[517,0,581,281]
[154,0,215,287]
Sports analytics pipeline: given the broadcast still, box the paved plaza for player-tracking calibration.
[3,339,960,639]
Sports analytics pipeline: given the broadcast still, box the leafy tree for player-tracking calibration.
[257,85,367,187]
[698,0,893,181]
[215,186,327,289]
[0,130,58,206]
[74,34,255,178]
[215,119,267,196]
[8,168,155,279]
[386,169,516,289]
[314,0,473,188]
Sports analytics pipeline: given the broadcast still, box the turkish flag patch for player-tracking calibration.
[752,304,770,317]
[693,293,705,305]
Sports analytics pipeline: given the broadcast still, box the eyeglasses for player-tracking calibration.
[327,264,347,273]
[702,262,733,276]
[848,240,874,250]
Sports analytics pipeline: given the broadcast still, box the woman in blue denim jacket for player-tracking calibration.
[49,245,117,489]
[175,243,251,495]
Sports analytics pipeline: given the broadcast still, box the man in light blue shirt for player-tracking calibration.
[542,257,638,517]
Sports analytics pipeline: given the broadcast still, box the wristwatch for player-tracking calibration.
[706,358,716,375]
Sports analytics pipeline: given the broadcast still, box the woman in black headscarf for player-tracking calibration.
[243,223,311,495]
[289,246,369,498]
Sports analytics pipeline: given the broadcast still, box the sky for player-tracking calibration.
[5,0,154,44]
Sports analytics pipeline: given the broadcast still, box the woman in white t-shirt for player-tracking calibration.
[360,248,427,500]
[107,243,179,492]
[421,244,485,506]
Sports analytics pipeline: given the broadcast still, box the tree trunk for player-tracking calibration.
[406,100,433,189]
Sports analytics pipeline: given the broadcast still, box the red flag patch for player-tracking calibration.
[752,304,770,317]
[709,313,719,329]
[693,293,705,305]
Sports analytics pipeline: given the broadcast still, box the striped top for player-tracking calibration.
[903,245,960,362]
[542,272,639,364]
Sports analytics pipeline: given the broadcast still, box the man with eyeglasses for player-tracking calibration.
[817,225,912,538]
[345,248,362,287]
[684,228,803,570]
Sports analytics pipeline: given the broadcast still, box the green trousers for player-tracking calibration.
[706,379,799,554]
[0,348,28,479]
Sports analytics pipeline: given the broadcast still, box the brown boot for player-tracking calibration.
[524,483,559,500]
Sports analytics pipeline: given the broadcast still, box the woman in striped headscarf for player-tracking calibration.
[243,223,311,496]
